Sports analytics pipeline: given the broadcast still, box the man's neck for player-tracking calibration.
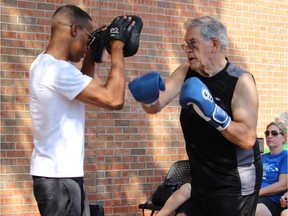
[197,56,227,77]
[44,37,70,61]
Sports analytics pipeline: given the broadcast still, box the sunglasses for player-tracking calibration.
[78,25,95,48]
[264,130,284,137]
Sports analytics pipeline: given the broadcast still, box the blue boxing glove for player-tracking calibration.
[180,77,231,130]
[128,71,165,104]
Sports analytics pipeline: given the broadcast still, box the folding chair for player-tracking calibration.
[138,160,191,216]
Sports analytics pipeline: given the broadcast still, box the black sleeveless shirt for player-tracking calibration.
[180,61,262,196]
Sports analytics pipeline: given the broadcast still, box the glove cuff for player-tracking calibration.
[211,105,231,130]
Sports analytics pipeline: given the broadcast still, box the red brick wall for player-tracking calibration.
[1,0,287,215]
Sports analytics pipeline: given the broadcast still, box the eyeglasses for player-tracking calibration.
[181,39,200,52]
[264,130,284,137]
[181,43,197,53]
[78,25,95,48]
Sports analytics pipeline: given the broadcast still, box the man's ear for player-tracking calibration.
[70,24,78,37]
[211,38,220,53]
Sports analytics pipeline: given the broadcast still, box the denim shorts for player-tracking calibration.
[32,176,90,216]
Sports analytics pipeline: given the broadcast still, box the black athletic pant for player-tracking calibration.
[32,176,90,216]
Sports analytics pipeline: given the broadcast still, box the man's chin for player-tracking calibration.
[70,57,82,63]
[70,53,86,63]
[189,62,198,70]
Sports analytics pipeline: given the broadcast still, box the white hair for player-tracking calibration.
[185,16,228,52]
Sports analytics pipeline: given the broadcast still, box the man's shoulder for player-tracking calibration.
[226,61,249,78]
[39,54,80,76]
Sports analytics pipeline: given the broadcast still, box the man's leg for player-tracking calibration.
[33,177,85,216]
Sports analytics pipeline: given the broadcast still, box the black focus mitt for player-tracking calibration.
[106,15,143,57]
[90,26,108,63]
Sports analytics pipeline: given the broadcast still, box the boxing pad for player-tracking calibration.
[180,77,231,130]
[90,26,108,63]
[106,15,143,57]
[128,71,165,104]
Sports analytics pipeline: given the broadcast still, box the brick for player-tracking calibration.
[1,0,288,215]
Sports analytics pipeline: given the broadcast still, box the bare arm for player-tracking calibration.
[221,73,259,150]
[157,183,191,216]
[81,48,96,78]
[76,40,126,110]
[259,174,288,196]
[142,64,190,114]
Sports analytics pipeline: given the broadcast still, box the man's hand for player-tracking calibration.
[107,16,134,43]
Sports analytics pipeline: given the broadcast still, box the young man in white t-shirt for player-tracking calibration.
[29,4,134,215]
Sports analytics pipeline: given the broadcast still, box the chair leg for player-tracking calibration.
[150,210,155,216]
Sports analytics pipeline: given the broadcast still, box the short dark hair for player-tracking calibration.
[52,4,92,26]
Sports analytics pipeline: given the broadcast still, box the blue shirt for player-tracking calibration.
[261,150,288,203]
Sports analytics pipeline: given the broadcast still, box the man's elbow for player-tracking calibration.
[82,94,125,110]
[111,102,124,110]
[239,136,257,151]
[106,98,125,110]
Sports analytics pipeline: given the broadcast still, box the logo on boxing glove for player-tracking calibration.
[110,27,119,35]
[202,87,213,103]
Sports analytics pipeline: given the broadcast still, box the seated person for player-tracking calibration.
[265,112,288,153]
[256,122,288,216]
[157,183,191,216]
[280,192,288,216]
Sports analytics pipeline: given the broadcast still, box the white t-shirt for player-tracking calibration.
[29,53,92,177]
